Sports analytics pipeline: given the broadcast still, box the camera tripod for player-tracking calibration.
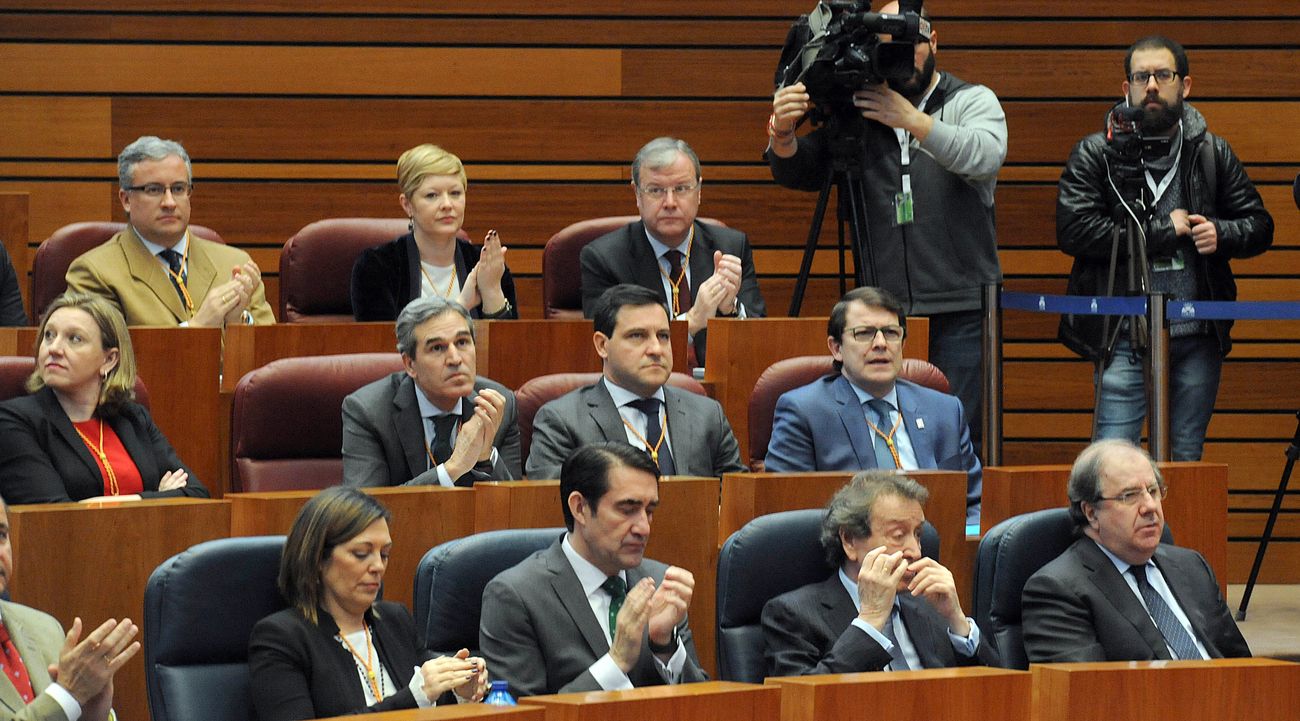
[1236,411,1300,620]
[787,120,879,316]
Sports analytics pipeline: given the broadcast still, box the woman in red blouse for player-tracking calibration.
[0,292,209,503]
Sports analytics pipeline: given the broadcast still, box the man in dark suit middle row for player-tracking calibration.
[526,284,746,480]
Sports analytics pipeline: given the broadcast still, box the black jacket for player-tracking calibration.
[249,601,453,721]
[0,387,209,503]
[1057,102,1273,360]
[350,233,518,322]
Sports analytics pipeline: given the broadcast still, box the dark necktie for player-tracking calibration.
[627,397,676,475]
[0,623,35,703]
[158,248,188,305]
[865,399,898,470]
[600,575,627,640]
[1129,564,1201,660]
[430,413,458,466]
[665,249,692,314]
[879,605,913,671]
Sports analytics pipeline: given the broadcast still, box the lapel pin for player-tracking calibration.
[915,418,925,430]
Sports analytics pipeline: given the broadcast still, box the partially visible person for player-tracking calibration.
[0,242,27,326]
[763,471,998,676]
[526,284,745,480]
[581,136,765,364]
[352,144,517,322]
[481,443,708,697]
[765,287,982,524]
[1022,439,1250,662]
[769,2,1006,457]
[65,136,275,327]
[0,494,141,721]
[1057,36,1272,461]
[342,296,521,487]
[249,487,488,721]
[0,292,209,503]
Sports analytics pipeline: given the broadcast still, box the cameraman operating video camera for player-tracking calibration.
[1057,35,1272,461]
[767,1,1006,461]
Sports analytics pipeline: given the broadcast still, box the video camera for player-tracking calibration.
[776,1,930,122]
[1105,101,1173,164]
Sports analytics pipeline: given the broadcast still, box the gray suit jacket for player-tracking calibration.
[479,537,708,697]
[524,381,745,480]
[1022,538,1251,663]
[0,600,68,721]
[762,575,1001,677]
[341,372,521,486]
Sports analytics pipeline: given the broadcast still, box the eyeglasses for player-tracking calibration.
[638,183,699,200]
[1096,482,1168,506]
[124,182,193,199]
[845,325,905,343]
[1129,69,1179,85]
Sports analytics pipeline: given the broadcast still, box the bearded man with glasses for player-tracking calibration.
[580,136,766,365]
[1023,439,1250,662]
[1057,36,1272,461]
[766,286,983,525]
[65,135,276,327]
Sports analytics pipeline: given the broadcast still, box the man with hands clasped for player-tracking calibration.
[763,472,999,676]
[342,296,521,487]
[480,443,707,696]
[0,495,139,721]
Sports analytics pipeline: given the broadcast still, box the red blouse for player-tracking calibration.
[71,419,145,496]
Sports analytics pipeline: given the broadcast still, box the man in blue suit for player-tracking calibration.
[765,287,983,524]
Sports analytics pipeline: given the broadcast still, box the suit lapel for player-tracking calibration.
[38,389,104,484]
[543,543,610,657]
[816,575,858,631]
[1078,540,1173,659]
[122,228,189,322]
[585,383,627,443]
[1152,547,1217,656]
[1,605,54,705]
[894,381,937,466]
[662,387,693,475]
[392,375,430,478]
[628,222,672,309]
[686,222,711,300]
[897,594,946,669]
[183,233,220,307]
[110,411,157,490]
[830,377,877,468]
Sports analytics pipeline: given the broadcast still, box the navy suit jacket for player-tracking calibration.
[762,575,1001,676]
[765,374,982,516]
[1022,538,1250,663]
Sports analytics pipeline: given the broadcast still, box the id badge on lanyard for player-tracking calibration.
[892,86,935,227]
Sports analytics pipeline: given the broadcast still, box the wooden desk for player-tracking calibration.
[0,326,225,493]
[1031,658,1300,721]
[315,704,545,720]
[704,317,929,464]
[228,486,475,609]
[767,667,1032,721]
[519,680,778,721]
[720,470,971,607]
[8,498,232,721]
[474,477,721,678]
[981,462,1229,594]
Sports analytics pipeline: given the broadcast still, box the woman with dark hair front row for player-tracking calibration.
[248,487,489,720]
[0,291,208,503]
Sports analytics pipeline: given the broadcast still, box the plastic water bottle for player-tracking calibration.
[484,680,517,706]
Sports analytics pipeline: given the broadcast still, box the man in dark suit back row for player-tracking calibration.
[580,136,766,364]
[763,471,999,676]
[527,284,745,480]
[1022,439,1250,662]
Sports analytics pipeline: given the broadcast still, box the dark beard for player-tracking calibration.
[1140,96,1182,134]
[888,50,936,100]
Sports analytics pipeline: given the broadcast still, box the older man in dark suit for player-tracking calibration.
[481,443,708,697]
[763,472,999,676]
[526,284,745,480]
[342,296,521,486]
[580,136,765,363]
[1022,439,1250,662]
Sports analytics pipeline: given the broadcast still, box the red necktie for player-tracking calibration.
[0,622,35,703]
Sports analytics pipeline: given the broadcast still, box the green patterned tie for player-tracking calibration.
[601,575,627,639]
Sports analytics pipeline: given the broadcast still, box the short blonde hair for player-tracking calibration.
[397,144,467,197]
[27,292,137,413]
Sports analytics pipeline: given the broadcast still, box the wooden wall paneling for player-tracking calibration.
[8,499,233,721]
[221,322,398,393]
[0,191,29,318]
